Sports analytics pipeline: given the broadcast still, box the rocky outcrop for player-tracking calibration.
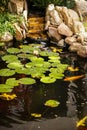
[45,3,87,58]
[8,0,28,41]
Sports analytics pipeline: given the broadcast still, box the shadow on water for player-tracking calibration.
[0,40,87,130]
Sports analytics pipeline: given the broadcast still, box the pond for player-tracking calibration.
[0,39,87,130]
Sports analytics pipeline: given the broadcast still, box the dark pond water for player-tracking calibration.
[0,40,87,130]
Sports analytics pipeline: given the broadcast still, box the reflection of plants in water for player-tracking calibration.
[0,44,68,93]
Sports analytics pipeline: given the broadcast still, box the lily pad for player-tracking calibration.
[40,76,56,83]
[2,55,18,63]
[7,47,20,54]
[44,100,60,107]
[6,78,19,86]
[7,61,23,69]
[0,69,15,76]
[16,67,31,75]
[18,77,36,85]
[17,53,33,59]
[0,84,12,93]
[29,57,44,62]
[49,72,64,79]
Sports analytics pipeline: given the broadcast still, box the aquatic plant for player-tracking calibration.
[44,99,60,107]
[0,44,68,92]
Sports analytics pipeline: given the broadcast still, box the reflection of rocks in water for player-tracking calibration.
[66,81,77,117]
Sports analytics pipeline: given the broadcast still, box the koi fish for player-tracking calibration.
[77,116,87,127]
[68,66,79,72]
[64,75,84,81]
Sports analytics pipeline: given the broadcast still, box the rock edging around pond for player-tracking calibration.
[45,4,87,58]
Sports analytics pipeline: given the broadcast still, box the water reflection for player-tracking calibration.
[0,48,87,129]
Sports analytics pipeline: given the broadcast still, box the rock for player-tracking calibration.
[60,7,73,28]
[77,46,87,57]
[65,36,77,45]
[77,32,87,44]
[58,39,65,47]
[68,9,79,22]
[50,9,62,26]
[57,22,73,37]
[68,42,82,52]
[0,32,13,42]
[73,21,85,34]
[8,0,28,15]
[48,26,62,41]
[74,0,87,21]
[13,23,23,41]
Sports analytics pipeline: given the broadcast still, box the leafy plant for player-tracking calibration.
[32,0,75,8]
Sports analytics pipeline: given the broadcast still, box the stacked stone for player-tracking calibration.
[45,4,87,58]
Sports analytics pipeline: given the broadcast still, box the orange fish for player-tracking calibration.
[64,75,84,81]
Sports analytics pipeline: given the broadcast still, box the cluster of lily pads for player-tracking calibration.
[0,44,68,93]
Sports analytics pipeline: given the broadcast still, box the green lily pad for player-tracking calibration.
[40,76,56,83]
[0,69,15,76]
[49,72,64,79]
[39,50,49,57]
[48,56,60,60]
[29,57,44,62]
[7,47,20,54]
[6,78,19,86]
[18,77,36,85]
[44,100,60,107]
[2,55,18,63]
[15,67,30,75]
[0,84,13,93]
[7,61,23,69]
[20,45,35,53]
[17,53,33,59]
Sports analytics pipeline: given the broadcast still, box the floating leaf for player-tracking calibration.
[49,72,64,79]
[31,113,42,118]
[16,67,31,75]
[0,84,12,93]
[68,66,79,72]
[0,93,17,100]
[40,50,49,57]
[18,77,36,85]
[44,100,60,107]
[77,116,87,127]
[7,47,20,54]
[40,76,56,83]
[29,57,44,62]
[2,55,18,63]
[17,53,32,59]
[6,78,19,86]
[0,69,15,76]
[7,61,23,69]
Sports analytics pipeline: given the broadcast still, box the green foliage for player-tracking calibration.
[0,0,9,9]
[32,0,75,8]
[0,12,23,36]
[44,99,60,107]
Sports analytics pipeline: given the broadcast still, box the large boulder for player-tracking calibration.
[57,22,73,37]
